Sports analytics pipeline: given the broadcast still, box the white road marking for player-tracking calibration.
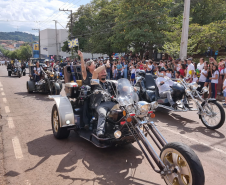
[0,88,3,91]
[25,180,31,185]
[160,126,226,155]
[12,136,23,159]
[3,98,7,103]
[7,117,15,129]
[5,106,10,113]
[1,92,5,96]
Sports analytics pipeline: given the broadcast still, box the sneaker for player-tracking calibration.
[222,103,226,106]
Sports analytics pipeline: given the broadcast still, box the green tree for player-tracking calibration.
[17,45,32,61]
[88,0,121,57]
[112,0,173,58]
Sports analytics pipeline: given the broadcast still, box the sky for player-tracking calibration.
[0,0,91,36]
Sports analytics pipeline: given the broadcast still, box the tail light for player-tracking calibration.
[120,121,126,125]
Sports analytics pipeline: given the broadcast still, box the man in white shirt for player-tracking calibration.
[186,58,195,82]
[197,58,205,71]
[156,68,176,108]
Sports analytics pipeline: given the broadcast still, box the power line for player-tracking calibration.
[38,0,74,26]
[39,0,79,28]
[39,0,82,29]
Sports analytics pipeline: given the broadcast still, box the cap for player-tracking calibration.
[187,58,192,61]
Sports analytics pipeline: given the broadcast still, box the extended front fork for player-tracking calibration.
[126,119,168,174]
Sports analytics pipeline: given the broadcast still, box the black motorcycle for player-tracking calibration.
[135,71,225,130]
[27,65,62,94]
[7,60,25,77]
[49,78,205,185]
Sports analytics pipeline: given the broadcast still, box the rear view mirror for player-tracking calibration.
[91,79,100,85]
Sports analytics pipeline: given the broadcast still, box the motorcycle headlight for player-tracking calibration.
[137,101,151,115]
[126,105,133,113]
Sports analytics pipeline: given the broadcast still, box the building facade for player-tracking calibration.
[40,29,70,59]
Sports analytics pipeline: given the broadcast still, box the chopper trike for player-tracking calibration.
[48,67,205,185]
[26,58,62,94]
[7,59,25,77]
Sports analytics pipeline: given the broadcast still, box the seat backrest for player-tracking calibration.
[64,65,83,83]
[145,73,156,89]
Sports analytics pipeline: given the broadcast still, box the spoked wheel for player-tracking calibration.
[200,101,225,130]
[160,142,205,185]
[51,104,70,139]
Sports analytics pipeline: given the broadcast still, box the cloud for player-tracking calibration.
[0,0,78,34]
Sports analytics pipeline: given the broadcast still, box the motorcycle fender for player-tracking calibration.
[49,95,75,128]
[54,82,61,91]
[27,81,35,91]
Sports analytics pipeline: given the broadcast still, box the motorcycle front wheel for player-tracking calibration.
[160,142,205,185]
[200,101,225,130]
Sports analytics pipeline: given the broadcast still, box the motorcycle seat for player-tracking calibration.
[147,86,155,90]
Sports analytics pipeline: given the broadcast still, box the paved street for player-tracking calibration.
[0,65,226,185]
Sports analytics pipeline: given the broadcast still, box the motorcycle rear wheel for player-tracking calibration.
[200,101,225,130]
[18,72,21,78]
[160,142,205,185]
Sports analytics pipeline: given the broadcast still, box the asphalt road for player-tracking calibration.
[0,65,226,185]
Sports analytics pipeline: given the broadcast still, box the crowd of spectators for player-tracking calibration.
[75,55,226,106]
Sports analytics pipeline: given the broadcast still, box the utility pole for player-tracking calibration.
[59,9,73,38]
[32,28,40,58]
[179,0,190,60]
[53,20,59,60]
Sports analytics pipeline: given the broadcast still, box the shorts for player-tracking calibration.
[224,91,226,97]
[131,73,135,80]
[205,79,211,83]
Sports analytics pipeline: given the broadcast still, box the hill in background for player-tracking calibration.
[0,31,38,42]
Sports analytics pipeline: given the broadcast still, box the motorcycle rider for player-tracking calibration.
[91,68,116,138]
[78,50,110,129]
[78,50,110,86]
[156,68,177,109]
[34,61,41,83]
[53,60,60,72]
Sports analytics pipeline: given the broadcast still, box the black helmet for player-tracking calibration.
[138,70,146,77]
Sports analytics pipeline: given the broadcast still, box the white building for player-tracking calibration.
[40,28,109,59]
[40,29,70,58]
